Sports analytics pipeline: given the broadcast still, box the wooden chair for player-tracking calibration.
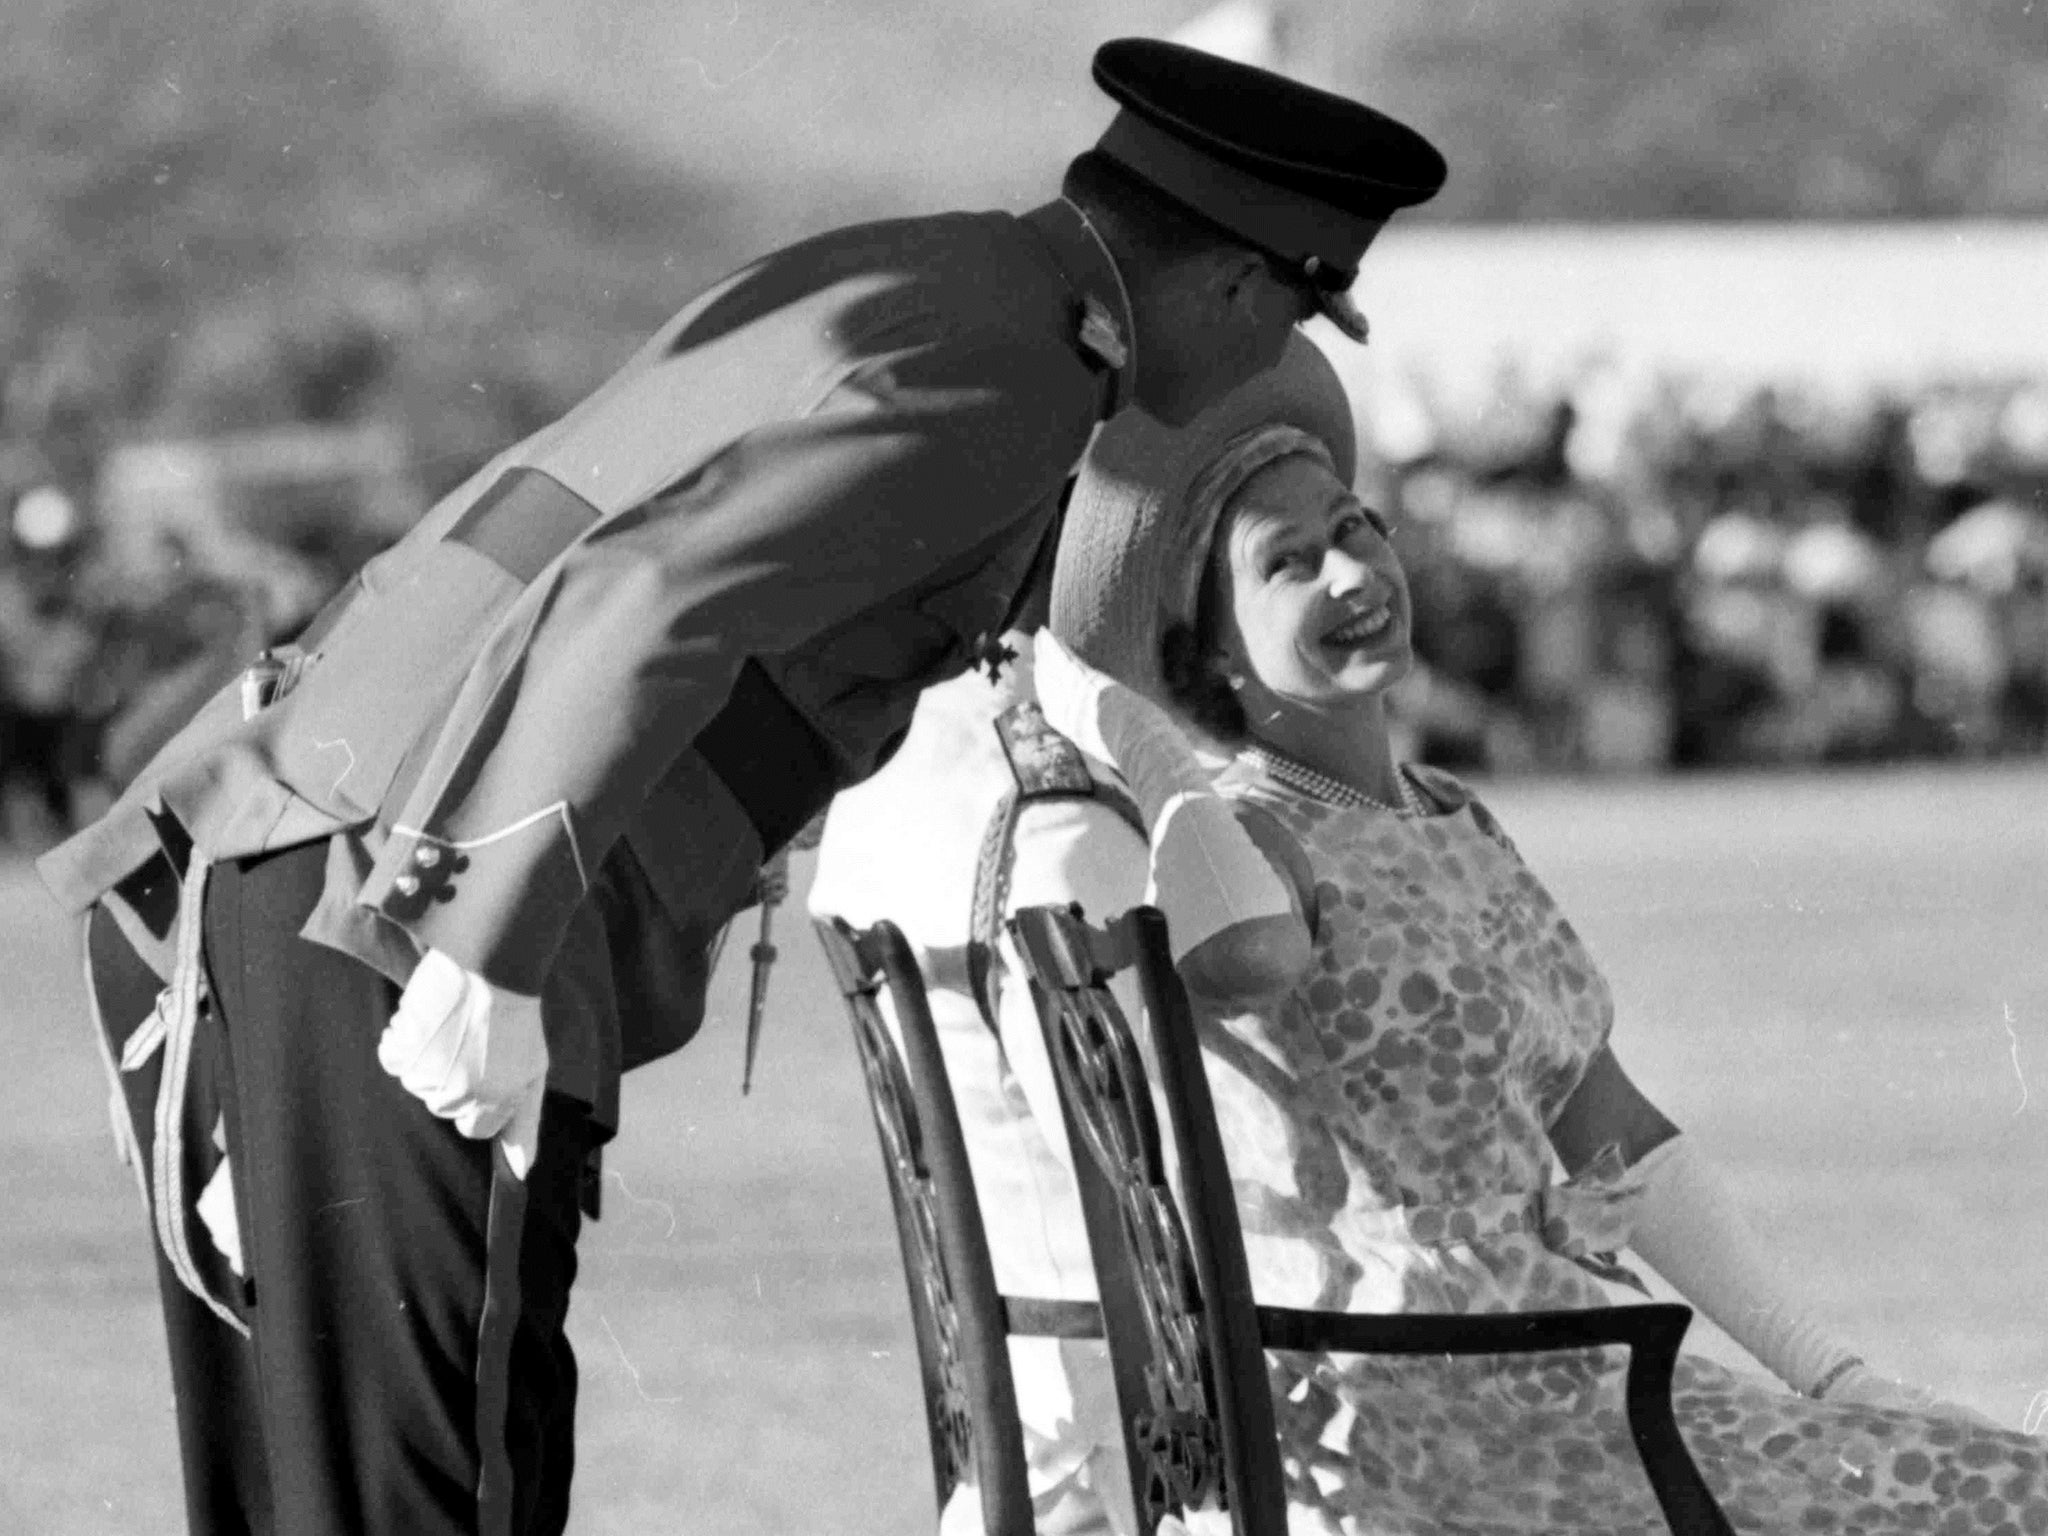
[1004,902,1738,1536]
[812,916,1105,1536]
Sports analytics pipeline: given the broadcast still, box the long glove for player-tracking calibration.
[378,949,549,1180]
[1819,1364,1996,1423]
[1032,631,1298,967]
[1629,1137,1993,1424]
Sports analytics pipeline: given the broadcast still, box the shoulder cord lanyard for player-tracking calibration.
[111,852,251,1337]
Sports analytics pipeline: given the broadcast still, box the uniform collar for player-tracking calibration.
[1021,199,1135,421]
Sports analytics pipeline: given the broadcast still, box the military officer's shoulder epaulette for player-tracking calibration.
[969,699,1144,1032]
[993,700,1094,801]
[991,698,1146,833]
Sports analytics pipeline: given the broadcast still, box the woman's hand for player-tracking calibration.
[1033,631,1311,988]
[1031,628,1135,769]
[1032,630,1211,822]
[1821,1364,2003,1430]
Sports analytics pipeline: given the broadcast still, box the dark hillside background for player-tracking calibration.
[2,0,745,489]
[397,0,2048,226]
[4,0,2045,486]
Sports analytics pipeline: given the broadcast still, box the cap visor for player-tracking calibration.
[1318,289,1370,345]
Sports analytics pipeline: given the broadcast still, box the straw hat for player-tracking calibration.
[1049,333,1357,704]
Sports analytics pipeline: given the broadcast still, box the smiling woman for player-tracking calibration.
[1176,428,1416,808]
[1030,335,2048,1533]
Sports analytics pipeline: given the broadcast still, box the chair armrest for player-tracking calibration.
[1255,1300,1690,1358]
[1255,1302,1731,1536]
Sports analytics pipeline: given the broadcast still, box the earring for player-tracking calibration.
[1227,674,1247,692]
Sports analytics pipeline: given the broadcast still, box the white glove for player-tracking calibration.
[1031,631,1208,821]
[378,949,548,1180]
[1028,626,1115,761]
[1032,631,1301,974]
[196,1156,245,1277]
[1628,1137,1994,1426]
[1628,1137,1858,1395]
[1820,1363,2002,1429]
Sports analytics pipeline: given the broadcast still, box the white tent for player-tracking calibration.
[1333,222,2048,413]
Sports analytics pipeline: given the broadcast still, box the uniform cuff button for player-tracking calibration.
[394,873,421,897]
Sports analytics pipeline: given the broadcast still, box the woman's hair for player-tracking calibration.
[1160,609,1248,742]
[1156,426,1337,744]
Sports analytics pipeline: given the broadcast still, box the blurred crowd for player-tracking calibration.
[1369,365,2048,776]
[0,378,405,845]
[2,359,2045,845]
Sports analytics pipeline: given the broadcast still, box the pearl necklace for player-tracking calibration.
[1245,744,1432,818]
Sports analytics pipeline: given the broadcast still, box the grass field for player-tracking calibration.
[3,764,2045,1535]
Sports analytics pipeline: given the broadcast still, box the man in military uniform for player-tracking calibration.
[44,39,1444,1536]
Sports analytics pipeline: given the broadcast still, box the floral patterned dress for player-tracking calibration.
[1204,754,2044,1535]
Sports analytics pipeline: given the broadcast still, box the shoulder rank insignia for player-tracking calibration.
[994,701,1095,799]
[1077,295,1128,372]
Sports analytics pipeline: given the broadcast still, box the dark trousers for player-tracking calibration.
[88,841,595,1536]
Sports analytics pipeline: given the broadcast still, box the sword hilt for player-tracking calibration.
[742,897,779,1095]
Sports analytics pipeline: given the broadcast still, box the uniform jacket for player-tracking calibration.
[41,202,1132,1122]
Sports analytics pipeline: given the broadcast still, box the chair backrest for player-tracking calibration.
[812,916,1104,1536]
[1006,901,1737,1536]
[1005,904,1286,1535]
[814,915,1031,1533]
